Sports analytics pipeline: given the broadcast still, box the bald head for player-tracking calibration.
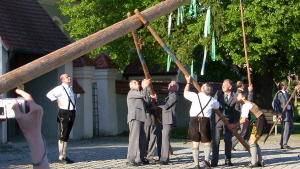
[60,74,71,85]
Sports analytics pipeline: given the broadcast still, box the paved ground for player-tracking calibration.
[0,135,299,169]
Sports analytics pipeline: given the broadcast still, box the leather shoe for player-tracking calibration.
[210,163,217,167]
[146,158,156,163]
[142,160,149,164]
[194,165,201,169]
[225,160,234,166]
[281,145,291,149]
[246,162,259,168]
[58,157,74,164]
[126,162,141,166]
[65,157,74,164]
[157,161,168,165]
[203,160,211,169]
[58,159,67,164]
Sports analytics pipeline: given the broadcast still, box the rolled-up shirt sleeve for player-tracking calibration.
[46,86,61,101]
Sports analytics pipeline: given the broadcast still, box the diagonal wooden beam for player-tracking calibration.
[0,0,190,94]
[134,9,251,154]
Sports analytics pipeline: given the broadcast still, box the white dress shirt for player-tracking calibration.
[184,91,219,118]
[241,102,252,118]
[46,83,76,110]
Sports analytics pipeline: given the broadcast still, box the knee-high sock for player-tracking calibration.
[204,145,212,161]
[250,144,258,165]
[192,147,199,166]
[63,142,68,159]
[58,140,64,160]
[257,144,262,163]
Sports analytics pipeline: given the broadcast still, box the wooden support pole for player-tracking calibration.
[134,9,250,154]
[0,0,190,94]
[239,0,251,85]
[264,81,300,143]
[127,12,162,123]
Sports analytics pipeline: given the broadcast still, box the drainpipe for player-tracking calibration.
[6,50,16,74]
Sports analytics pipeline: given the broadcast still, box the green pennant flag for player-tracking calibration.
[168,12,172,38]
[167,55,171,72]
[188,0,197,18]
[203,6,211,38]
[181,6,185,23]
[193,0,197,18]
[177,8,181,26]
[191,60,194,78]
[211,31,216,61]
[188,0,193,17]
[201,47,207,75]
[166,13,172,72]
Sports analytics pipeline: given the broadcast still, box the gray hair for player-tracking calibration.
[201,83,213,95]
[223,79,233,86]
[170,81,179,91]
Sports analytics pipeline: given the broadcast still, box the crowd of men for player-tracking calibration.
[125,78,299,169]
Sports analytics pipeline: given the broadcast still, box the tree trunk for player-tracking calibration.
[252,58,274,109]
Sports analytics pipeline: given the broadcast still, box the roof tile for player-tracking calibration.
[73,55,96,67]
[123,59,178,76]
[0,0,70,55]
[93,53,119,69]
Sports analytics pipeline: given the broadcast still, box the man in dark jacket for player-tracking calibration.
[272,81,294,149]
[156,81,179,165]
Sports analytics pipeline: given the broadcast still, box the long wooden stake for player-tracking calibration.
[127,12,162,123]
[0,0,190,94]
[239,0,251,85]
[127,12,173,155]
[134,9,250,154]
[264,82,300,143]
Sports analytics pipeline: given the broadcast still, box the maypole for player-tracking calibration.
[0,0,190,94]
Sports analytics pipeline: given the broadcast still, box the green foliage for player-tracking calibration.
[57,0,300,82]
[212,0,300,81]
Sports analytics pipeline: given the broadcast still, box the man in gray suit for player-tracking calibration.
[232,81,253,151]
[142,79,157,163]
[211,79,239,167]
[126,79,150,166]
[272,81,294,149]
[156,81,179,165]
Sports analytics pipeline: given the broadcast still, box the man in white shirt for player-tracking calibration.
[46,74,76,164]
[184,76,219,169]
[228,91,267,167]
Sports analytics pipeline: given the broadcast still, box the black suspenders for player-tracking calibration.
[62,86,76,110]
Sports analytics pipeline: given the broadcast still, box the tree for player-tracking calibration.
[210,0,300,108]
[58,0,300,108]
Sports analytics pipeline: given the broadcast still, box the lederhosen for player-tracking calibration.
[247,101,267,137]
[188,95,212,142]
[57,86,76,142]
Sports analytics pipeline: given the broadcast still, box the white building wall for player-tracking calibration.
[93,68,119,135]
[73,66,95,138]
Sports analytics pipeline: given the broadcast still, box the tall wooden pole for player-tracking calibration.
[239,0,251,85]
[128,12,174,155]
[127,12,162,123]
[0,0,190,94]
[135,9,250,154]
[264,81,300,143]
